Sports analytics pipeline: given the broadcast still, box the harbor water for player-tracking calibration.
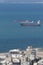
[0,3,43,52]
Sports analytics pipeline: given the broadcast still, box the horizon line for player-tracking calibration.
[0,2,43,4]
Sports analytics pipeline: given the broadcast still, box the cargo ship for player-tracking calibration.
[20,20,40,26]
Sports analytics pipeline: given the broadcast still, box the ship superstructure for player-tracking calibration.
[20,20,40,26]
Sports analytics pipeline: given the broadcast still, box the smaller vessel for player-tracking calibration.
[20,20,40,26]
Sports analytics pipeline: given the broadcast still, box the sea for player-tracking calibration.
[0,3,43,52]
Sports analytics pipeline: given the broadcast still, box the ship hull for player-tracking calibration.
[20,23,40,26]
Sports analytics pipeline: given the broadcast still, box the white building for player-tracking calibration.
[9,49,22,58]
[37,59,43,65]
[0,55,6,65]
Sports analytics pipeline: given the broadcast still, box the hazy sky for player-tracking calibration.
[0,0,43,3]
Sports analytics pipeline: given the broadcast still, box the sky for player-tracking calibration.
[0,0,43,3]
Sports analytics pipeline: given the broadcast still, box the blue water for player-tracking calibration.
[0,3,43,52]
